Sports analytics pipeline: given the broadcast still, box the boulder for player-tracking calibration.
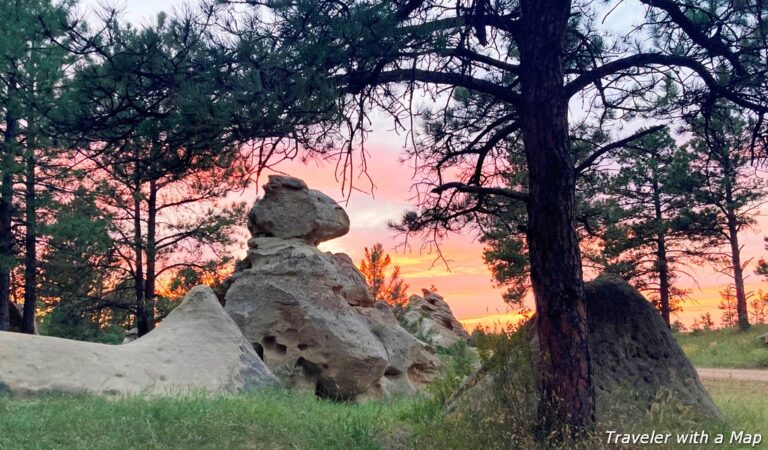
[448,274,722,424]
[0,286,277,396]
[248,175,350,245]
[225,176,441,401]
[402,289,469,348]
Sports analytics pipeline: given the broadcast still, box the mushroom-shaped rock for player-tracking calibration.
[225,176,441,401]
[0,286,277,396]
[248,175,350,245]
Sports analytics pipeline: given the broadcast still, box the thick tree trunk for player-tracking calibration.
[144,179,157,331]
[725,182,749,331]
[0,95,18,332]
[22,151,37,334]
[652,178,671,327]
[133,164,149,336]
[519,0,594,438]
[656,236,671,327]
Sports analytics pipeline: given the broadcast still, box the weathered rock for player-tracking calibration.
[0,286,277,396]
[225,238,440,400]
[402,289,469,348]
[758,332,768,345]
[448,274,722,424]
[248,175,350,245]
[225,176,441,401]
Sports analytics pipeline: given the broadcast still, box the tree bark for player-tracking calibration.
[724,171,750,331]
[652,177,672,327]
[144,178,157,331]
[133,160,149,336]
[0,83,18,332]
[22,150,37,334]
[519,0,594,438]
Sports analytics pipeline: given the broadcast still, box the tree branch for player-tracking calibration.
[431,182,529,203]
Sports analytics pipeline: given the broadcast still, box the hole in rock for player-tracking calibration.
[253,343,264,361]
[298,343,308,351]
[384,366,403,377]
[262,336,288,355]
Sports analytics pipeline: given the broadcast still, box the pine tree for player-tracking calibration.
[750,291,767,325]
[598,128,714,327]
[718,287,738,328]
[0,0,72,331]
[359,243,409,313]
[688,104,768,331]
[58,12,252,336]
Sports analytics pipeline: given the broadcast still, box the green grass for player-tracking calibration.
[675,324,768,369]
[703,379,768,448]
[2,381,765,450]
[0,389,416,450]
[1,337,766,450]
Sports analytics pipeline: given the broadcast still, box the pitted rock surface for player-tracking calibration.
[225,176,440,401]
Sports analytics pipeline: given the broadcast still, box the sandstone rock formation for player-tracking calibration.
[224,175,441,401]
[448,274,722,424]
[248,175,350,245]
[0,286,276,396]
[402,289,470,348]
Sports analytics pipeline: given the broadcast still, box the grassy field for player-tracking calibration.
[2,333,766,450]
[0,380,766,450]
[675,324,768,369]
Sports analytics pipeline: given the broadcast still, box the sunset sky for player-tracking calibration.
[83,0,768,330]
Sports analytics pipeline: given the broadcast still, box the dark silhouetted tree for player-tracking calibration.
[227,0,768,436]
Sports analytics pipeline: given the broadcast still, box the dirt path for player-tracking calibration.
[696,367,768,383]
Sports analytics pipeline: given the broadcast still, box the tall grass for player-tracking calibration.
[675,324,768,369]
[2,333,766,450]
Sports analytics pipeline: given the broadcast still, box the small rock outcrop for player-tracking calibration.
[224,175,441,401]
[402,289,469,348]
[448,274,722,424]
[0,286,277,396]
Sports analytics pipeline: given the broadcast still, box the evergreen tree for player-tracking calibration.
[38,186,128,343]
[59,12,252,336]
[359,243,409,314]
[688,104,768,331]
[750,291,767,325]
[718,286,738,328]
[229,0,768,435]
[0,0,72,331]
[598,128,715,327]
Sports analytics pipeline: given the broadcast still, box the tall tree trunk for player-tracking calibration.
[724,175,749,331]
[22,150,37,334]
[519,0,594,438]
[133,162,148,336]
[0,87,18,332]
[652,177,671,327]
[144,178,157,331]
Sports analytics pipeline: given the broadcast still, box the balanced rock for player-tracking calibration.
[402,289,469,348]
[248,175,350,245]
[225,176,440,401]
[448,274,721,423]
[0,286,277,396]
